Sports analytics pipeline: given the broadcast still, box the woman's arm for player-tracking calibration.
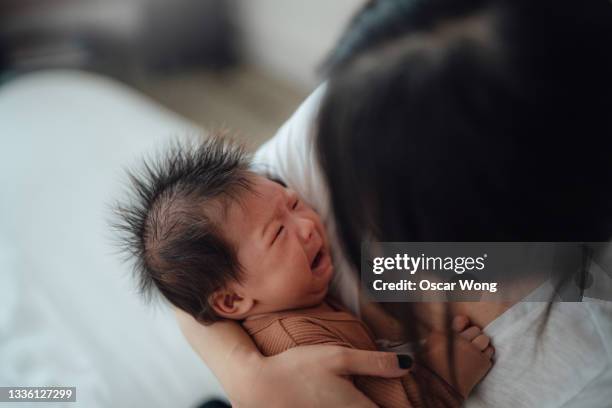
[175,308,410,407]
[175,309,261,402]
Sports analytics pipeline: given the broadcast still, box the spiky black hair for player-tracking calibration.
[112,135,253,323]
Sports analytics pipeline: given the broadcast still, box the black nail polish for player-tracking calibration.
[397,354,413,369]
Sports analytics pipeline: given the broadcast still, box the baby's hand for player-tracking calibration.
[419,315,494,399]
[452,315,495,360]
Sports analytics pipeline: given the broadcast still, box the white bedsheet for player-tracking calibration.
[0,71,225,408]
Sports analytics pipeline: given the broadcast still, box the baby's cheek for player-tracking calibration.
[283,268,312,295]
[276,267,306,291]
[286,270,309,291]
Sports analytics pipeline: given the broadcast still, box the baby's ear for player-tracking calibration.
[209,286,254,320]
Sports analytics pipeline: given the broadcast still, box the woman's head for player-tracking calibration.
[318,0,612,266]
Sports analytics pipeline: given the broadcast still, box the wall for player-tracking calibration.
[235,0,364,90]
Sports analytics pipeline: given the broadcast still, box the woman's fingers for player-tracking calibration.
[261,346,383,408]
[325,347,411,377]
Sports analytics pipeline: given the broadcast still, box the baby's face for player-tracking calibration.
[222,175,334,316]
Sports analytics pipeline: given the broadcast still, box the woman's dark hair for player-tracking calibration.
[319,0,612,268]
[317,0,612,391]
[323,0,481,73]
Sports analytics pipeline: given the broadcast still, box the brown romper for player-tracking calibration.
[242,301,491,407]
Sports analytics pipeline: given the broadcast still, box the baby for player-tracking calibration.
[115,137,493,407]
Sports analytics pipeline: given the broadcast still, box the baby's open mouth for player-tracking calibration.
[311,249,323,270]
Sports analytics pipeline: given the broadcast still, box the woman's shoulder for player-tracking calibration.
[253,84,329,211]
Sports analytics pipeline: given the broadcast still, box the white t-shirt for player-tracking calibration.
[254,85,612,407]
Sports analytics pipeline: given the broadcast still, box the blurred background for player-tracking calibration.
[0,0,363,145]
[0,1,363,407]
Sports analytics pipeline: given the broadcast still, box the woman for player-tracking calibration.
[316,0,612,406]
[178,0,612,406]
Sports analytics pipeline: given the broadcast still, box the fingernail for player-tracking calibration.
[396,354,413,369]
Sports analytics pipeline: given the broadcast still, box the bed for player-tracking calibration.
[0,70,225,407]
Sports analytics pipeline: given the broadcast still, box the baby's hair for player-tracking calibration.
[113,135,254,323]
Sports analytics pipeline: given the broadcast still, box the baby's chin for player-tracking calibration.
[315,283,331,301]
[289,284,331,311]
[310,280,333,305]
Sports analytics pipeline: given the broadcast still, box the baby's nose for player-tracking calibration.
[297,218,315,242]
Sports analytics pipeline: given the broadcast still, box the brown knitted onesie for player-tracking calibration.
[243,301,491,407]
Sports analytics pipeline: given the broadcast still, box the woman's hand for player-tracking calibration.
[236,345,410,408]
[175,308,409,408]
